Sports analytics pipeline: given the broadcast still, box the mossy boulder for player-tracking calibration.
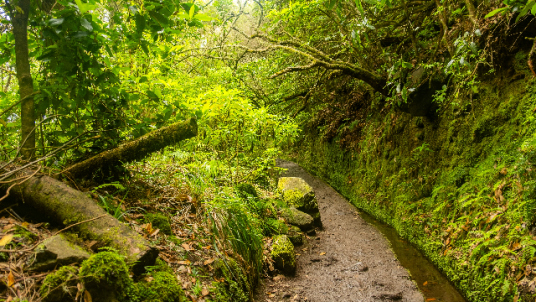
[79,251,135,302]
[278,177,319,214]
[40,266,78,302]
[213,258,251,302]
[145,213,172,235]
[29,234,91,271]
[279,208,314,231]
[235,183,258,199]
[135,260,186,302]
[271,235,296,275]
[287,226,304,246]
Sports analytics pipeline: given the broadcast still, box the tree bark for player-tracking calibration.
[10,0,36,160]
[0,164,158,274]
[63,118,198,179]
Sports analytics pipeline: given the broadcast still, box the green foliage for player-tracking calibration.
[134,259,186,302]
[40,266,78,302]
[291,78,536,301]
[213,258,250,302]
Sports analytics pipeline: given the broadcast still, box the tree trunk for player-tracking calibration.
[0,164,158,274]
[63,118,198,179]
[10,0,36,160]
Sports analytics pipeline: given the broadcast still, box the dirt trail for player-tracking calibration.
[255,159,423,302]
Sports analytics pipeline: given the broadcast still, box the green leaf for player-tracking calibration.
[149,11,169,25]
[516,1,534,21]
[48,18,64,26]
[194,13,213,21]
[80,18,93,32]
[135,13,146,34]
[484,7,508,18]
[177,12,190,19]
[402,62,413,68]
[354,0,364,14]
[189,4,195,20]
[140,40,149,54]
[147,90,159,101]
[532,1,536,14]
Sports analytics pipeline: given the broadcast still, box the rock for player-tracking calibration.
[287,226,304,246]
[310,212,322,228]
[278,177,319,213]
[280,208,314,231]
[271,235,296,275]
[29,234,91,271]
[376,292,403,300]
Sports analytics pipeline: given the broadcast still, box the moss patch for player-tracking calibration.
[135,259,186,302]
[271,235,296,275]
[145,213,172,236]
[79,251,135,301]
[40,266,78,302]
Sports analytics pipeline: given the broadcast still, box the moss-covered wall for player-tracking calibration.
[288,54,536,301]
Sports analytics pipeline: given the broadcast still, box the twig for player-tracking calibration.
[0,214,107,253]
[0,91,40,118]
[0,166,41,202]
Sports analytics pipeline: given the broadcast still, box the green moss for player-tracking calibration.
[79,251,134,301]
[213,258,250,302]
[235,183,258,199]
[270,235,296,275]
[135,259,186,302]
[288,78,536,301]
[15,225,37,243]
[40,266,78,302]
[145,213,172,235]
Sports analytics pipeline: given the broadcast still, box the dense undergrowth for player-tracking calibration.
[287,53,536,301]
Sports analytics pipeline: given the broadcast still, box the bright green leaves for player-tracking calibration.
[484,7,509,18]
[74,0,97,14]
[177,3,213,24]
[516,0,536,21]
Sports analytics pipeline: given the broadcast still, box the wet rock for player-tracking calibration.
[287,225,304,246]
[271,235,296,275]
[278,177,319,213]
[29,234,90,271]
[375,292,403,300]
[280,208,314,231]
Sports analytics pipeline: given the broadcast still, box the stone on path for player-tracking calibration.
[271,235,296,275]
[278,177,319,213]
[278,177,322,227]
[287,225,304,246]
[280,207,314,231]
[29,234,91,271]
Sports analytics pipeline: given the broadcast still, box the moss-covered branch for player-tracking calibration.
[63,118,198,179]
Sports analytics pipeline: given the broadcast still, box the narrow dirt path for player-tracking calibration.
[255,159,423,302]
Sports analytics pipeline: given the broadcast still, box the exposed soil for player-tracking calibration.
[255,159,423,302]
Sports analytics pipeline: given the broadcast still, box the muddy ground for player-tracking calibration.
[254,159,424,302]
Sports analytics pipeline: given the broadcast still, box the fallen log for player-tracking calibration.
[63,117,198,179]
[0,164,158,274]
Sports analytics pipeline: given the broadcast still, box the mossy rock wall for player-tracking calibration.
[288,65,536,301]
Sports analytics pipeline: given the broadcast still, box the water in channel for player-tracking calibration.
[357,209,467,302]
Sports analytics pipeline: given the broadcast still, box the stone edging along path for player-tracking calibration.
[255,159,424,302]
